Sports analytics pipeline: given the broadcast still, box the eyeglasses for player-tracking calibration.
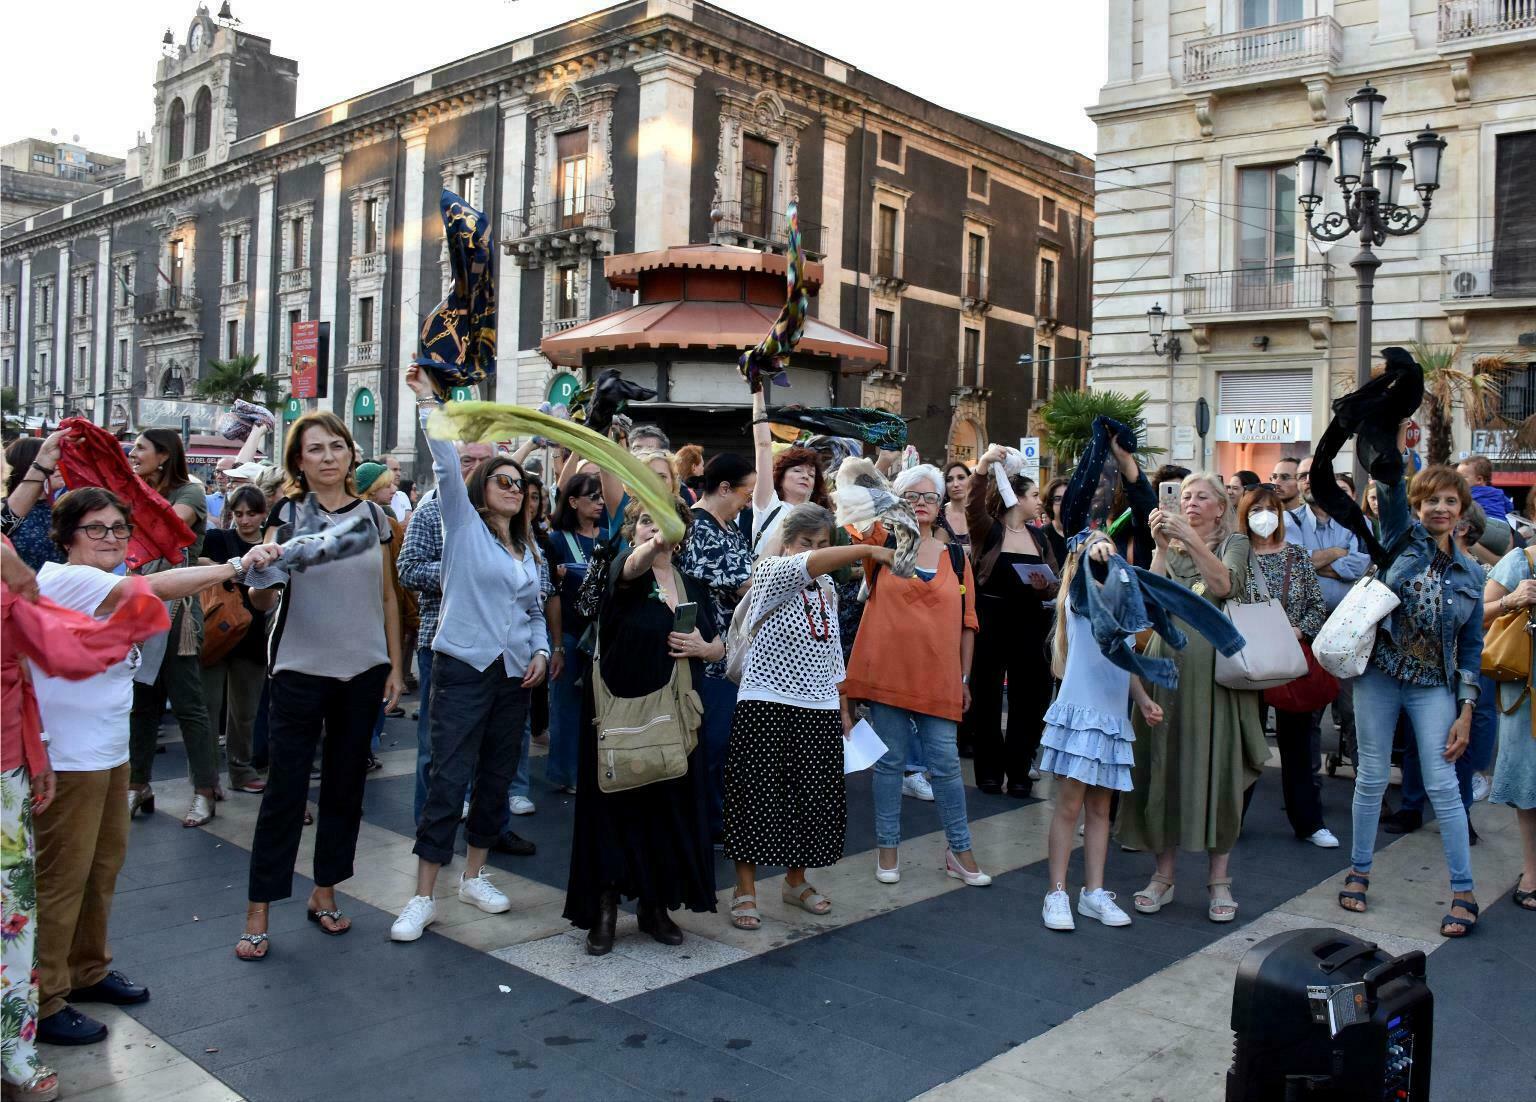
[79,522,135,541]
[1270,474,1298,483]
[579,491,604,502]
[1297,472,1312,481]
[901,491,941,505]
[489,473,525,492]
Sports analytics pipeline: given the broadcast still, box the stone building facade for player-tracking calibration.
[1089,0,1535,486]
[2,0,1092,467]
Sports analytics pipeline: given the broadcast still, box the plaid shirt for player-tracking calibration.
[398,495,445,643]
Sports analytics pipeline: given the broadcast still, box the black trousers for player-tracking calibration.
[970,599,1051,789]
[1275,705,1326,837]
[414,653,528,866]
[247,664,390,902]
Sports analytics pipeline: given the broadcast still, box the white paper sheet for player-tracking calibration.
[843,719,888,774]
[1012,562,1059,586]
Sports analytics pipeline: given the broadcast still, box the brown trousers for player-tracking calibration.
[34,763,129,1018]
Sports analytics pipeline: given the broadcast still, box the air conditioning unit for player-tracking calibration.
[1448,267,1491,298]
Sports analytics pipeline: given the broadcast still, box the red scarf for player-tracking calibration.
[56,418,196,570]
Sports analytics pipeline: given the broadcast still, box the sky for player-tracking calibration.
[1,0,1106,159]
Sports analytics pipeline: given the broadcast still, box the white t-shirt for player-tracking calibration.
[751,491,790,556]
[390,490,411,522]
[34,562,140,772]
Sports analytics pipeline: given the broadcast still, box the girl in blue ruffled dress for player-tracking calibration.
[1039,535,1162,931]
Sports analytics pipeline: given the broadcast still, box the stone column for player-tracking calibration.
[94,228,111,426]
[633,55,702,252]
[1143,0,1170,80]
[1108,0,1134,84]
[393,124,431,461]
[496,95,529,405]
[16,255,30,410]
[319,153,344,410]
[54,246,70,417]
[818,115,856,325]
[252,175,276,379]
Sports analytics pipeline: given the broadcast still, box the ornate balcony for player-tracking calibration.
[961,272,991,314]
[1183,16,1342,87]
[185,152,207,174]
[871,249,907,295]
[1439,0,1536,43]
[113,304,135,327]
[32,321,53,344]
[709,200,825,260]
[136,287,201,334]
[350,253,386,281]
[350,339,380,365]
[1183,263,1333,316]
[279,268,311,295]
[502,194,616,268]
[220,282,247,307]
[72,310,92,330]
[161,161,181,181]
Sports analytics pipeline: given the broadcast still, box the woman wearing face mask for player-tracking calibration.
[1238,486,1336,848]
[1122,473,1268,923]
[968,444,1058,797]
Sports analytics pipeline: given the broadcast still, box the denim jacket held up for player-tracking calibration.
[1373,476,1484,703]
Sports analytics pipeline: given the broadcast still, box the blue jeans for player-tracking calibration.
[412,646,436,826]
[700,674,738,840]
[545,633,586,790]
[869,701,973,853]
[509,713,532,800]
[1399,674,1497,814]
[1351,666,1474,891]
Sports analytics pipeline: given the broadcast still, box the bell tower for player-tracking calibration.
[146,4,297,187]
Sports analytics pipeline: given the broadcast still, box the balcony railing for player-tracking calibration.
[1441,248,1536,300]
[220,282,247,307]
[161,162,181,180]
[503,194,615,240]
[1183,263,1332,314]
[1439,0,1536,40]
[958,361,984,389]
[1038,290,1057,321]
[185,152,207,174]
[871,248,907,292]
[1183,16,1342,84]
[548,317,582,334]
[709,201,824,257]
[113,304,134,326]
[350,339,380,365]
[137,287,201,330]
[278,268,310,294]
[350,253,385,280]
[962,272,990,308]
[72,311,92,329]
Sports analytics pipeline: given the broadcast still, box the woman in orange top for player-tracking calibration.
[841,465,992,888]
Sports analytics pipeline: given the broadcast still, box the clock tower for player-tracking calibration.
[147,4,298,186]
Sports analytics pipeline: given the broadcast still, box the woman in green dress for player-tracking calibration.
[1119,472,1269,923]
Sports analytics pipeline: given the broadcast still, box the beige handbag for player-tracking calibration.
[1215,549,1309,692]
[591,641,703,794]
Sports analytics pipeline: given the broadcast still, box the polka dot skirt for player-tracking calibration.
[723,700,847,869]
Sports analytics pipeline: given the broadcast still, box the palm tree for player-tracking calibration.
[194,354,271,405]
[1035,387,1162,471]
[1408,342,1511,466]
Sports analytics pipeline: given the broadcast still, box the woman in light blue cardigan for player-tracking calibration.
[391,367,550,942]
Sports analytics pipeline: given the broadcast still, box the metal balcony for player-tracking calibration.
[502,194,616,267]
[136,287,201,333]
[1183,263,1332,315]
[1183,16,1342,85]
[709,201,825,260]
[1439,0,1536,41]
[1441,248,1536,302]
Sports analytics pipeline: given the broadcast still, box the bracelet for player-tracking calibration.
[30,462,54,475]
[21,477,44,486]
[551,645,566,654]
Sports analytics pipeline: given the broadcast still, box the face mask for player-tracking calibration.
[1247,509,1280,539]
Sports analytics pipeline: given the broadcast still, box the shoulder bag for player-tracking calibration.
[1312,531,1412,680]
[1214,548,1309,692]
[1481,547,1534,716]
[199,579,251,667]
[591,639,703,793]
[1263,550,1339,711]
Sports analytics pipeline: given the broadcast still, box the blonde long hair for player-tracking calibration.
[1050,531,1110,680]
[1170,470,1233,552]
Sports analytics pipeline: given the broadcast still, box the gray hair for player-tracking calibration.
[778,502,836,549]
[629,423,670,449]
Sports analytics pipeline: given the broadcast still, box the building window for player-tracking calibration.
[556,268,580,321]
[167,98,185,163]
[229,233,243,282]
[75,274,91,317]
[1237,165,1297,272]
[557,130,588,228]
[879,130,903,167]
[38,351,49,389]
[456,171,476,207]
[876,205,898,276]
[1041,196,1058,229]
[970,166,989,198]
[289,217,305,269]
[226,320,239,358]
[966,233,987,298]
[192,86,213,155]
[1039,256,1057,318]
[1241,0,1303,28]
[1500,363,1536,422]
[117,338,128,378]
[1493,131,1536,295]
[170,239,187,289]
[2,294,12,331]
[2,359,11,388]
[74,346,88,387]
[874,308,894,350]
[285,307,302,364]
[38,284,52,325]
[1036,344,1053,401]
[962,328,980,388]
[363,198,379,254]
[358,296,375,343]
[741,135,775,239]
[116,262,134,308]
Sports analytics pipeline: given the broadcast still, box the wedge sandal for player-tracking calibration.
[1207,877,1239,923]
[782,883,831,915]
[729,894,762,931]
[1133,873,1175,914]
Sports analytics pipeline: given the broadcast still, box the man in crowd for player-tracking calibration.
[1457,453,1512,523]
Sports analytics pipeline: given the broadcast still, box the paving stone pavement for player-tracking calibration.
[42,703,1536,1101]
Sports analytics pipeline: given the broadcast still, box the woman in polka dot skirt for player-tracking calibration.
[723,504,893,930]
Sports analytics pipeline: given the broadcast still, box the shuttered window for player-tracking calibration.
[1217,370,1311,413]
[1493,130,1536,296]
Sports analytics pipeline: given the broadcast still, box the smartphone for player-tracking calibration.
[1159,481,1182,513]
[671,602,698,634]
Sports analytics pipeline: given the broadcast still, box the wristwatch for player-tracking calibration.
[551,645,566,655]
[226,555,247,581]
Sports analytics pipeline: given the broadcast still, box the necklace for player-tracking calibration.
[801,585,831,642]
[1003,520,1031,533]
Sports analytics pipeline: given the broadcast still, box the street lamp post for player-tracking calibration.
[1294,84,1446,391]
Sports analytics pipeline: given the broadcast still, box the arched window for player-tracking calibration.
[192,87,212,155]
[167,98,185,163]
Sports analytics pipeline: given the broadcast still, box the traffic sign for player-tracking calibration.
[1019,436,1041,479]
[1404,419,1421,449]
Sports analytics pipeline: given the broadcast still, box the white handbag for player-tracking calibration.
[1312,572,1401,680]
[1215,550,1309,691]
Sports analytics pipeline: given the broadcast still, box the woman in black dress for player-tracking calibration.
[564,499,722,956]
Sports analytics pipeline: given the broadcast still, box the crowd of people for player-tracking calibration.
[2,366,1535,1102]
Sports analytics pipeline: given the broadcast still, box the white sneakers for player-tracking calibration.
[1305,828,1340,849]
[509,795,536,816]
[902,773,935,801]
[1471,774,1491,803]
[390,895,437,941]
[1043,889,1075,931]
[1044,887,1133,930]
[458,866,510,913]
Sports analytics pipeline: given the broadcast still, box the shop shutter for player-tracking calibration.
[1217,370,1312,414]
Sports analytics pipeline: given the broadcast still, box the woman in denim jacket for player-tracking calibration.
[1338,456,1484,937]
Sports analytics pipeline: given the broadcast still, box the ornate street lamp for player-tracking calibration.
[1296,83,1446,391]
[1147,303,1182,361]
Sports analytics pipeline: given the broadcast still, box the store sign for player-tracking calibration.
[290,320,330,399]
[450,385,475,403]
[1473,428,1534,458]
[547,372,580,407]
[135,398,223,433]
[353,388,376,419]
[1215,413,1312,443]
[282,397,303,422]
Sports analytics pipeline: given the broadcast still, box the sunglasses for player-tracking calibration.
[489,473,525,492]
[79,522,135,541]
[901,491,941,505]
